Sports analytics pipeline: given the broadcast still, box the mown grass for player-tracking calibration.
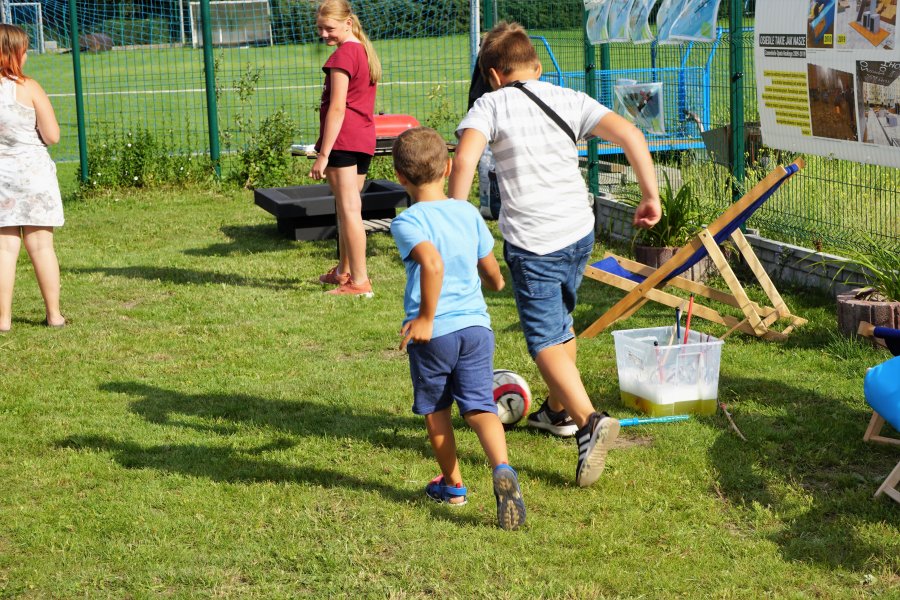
[1,170,898,598]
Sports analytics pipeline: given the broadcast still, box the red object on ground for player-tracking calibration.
[374,113,421,138]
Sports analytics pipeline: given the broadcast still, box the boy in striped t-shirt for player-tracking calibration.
[449,21,662,488]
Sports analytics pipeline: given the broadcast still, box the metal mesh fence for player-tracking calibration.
[8,0,900,253]
[36,0,472,166]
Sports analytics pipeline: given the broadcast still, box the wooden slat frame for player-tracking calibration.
[579,160,807,340]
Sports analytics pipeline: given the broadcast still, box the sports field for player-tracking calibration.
[33,27,736,164]
[32,34,477,162]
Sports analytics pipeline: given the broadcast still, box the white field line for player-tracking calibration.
[47,79,469,99]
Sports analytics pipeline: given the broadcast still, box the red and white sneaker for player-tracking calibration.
[319,266,350,285]
[326,278,374,298]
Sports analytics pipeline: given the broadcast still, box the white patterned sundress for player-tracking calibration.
[0,76,63,227]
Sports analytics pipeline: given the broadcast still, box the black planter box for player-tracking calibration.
[254,179,410,241]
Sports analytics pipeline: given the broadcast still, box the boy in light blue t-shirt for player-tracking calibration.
[390,126,525,531]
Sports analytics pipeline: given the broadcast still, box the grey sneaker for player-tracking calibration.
[493,464,526,530]
[526,400,579,437]
[575,412,620,487]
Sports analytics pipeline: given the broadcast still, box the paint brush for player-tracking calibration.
[675,306,682,343]
[654,340,663,382]
[683,294,695,344]
[620,415,690,427]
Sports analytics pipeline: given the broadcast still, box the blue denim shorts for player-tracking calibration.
[407,326,497,416]
[504,231,594,358]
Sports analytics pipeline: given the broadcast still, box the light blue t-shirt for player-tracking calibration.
[390,199,494,339]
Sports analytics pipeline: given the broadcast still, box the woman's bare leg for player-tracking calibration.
[22,226,63,326]
[0,226,22,331]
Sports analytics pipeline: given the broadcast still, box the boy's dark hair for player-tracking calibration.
[478,21,539,82]
[392,127,448,186]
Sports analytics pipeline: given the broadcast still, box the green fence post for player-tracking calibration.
[584,9,599,197]
[68,0,88,182]
[483,0,494,30]
[729,1,745,202]
[199,0,221,178]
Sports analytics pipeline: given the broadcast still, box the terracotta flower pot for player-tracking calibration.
[634,245,714,282]
[836,288,900,338]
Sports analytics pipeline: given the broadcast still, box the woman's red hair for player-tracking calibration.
[0,24,29,82]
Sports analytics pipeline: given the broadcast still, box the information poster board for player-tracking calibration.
[755,0,900,167]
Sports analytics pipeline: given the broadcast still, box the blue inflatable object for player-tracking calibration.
[865,355,900,431]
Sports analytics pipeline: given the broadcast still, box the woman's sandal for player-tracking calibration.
[425,475,468,506]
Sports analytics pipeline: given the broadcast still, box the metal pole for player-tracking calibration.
[729,0,745,202]
[179,0,186,46]
[68,0,88,182]
[584,8,599,197]
[199,0,221,177]
[469,0,479,72]
[483,0,494,30]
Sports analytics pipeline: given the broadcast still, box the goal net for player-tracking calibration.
[4,2,44,53]
[188,0,272,48]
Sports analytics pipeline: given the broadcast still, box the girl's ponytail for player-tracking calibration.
[350,14,381,84]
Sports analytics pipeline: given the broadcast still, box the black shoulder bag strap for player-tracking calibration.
[507,81,577,145]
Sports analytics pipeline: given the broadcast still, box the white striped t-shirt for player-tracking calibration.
[457,79,611,255]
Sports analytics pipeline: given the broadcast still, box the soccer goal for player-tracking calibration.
[188,0,272,48]
[3,2,44,53]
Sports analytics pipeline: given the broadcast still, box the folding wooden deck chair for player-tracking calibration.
[580,160,807,341]
[859,322,900,504]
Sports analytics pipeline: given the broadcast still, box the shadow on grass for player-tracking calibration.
[103,381,430,456]
[97,381,571,488]
[182,224,338,259]
[55,434,483,527]
[708,374,899,570]
[59,434,407,497]
[67,266,298,290]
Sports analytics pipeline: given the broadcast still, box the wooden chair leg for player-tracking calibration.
[864,411,900,446]
[874,460,900,504]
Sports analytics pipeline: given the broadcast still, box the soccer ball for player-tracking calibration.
[492,369,532,427]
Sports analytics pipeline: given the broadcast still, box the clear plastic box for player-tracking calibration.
[611,326,724,416]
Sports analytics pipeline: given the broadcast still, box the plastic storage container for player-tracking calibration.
[611,326,724,416]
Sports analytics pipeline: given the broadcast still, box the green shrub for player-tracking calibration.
[82,128,216,191]
[231,109,299,189]
[100,18,172,46]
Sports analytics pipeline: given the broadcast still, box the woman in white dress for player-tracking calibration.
[0,24,64,331]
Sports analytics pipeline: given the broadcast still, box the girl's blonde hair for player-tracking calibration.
[0,24,29,82]
[317,0,381,84]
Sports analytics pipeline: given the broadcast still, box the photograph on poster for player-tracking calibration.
[614,81,666,134]
[629,0,654,43]
[857,60,900,145]
[808,0,837,48]
[836,0,896,50]
[807,63,859,140]
[668,0,723,43]
[607,0,635,42]
[585,0,612,44]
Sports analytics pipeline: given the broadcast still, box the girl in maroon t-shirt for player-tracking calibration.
[310,0,380,297]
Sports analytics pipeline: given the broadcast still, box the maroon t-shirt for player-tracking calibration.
[316,41,377,155]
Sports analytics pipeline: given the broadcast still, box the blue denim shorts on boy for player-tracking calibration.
[407,326,497,416]
[503,231,594,358]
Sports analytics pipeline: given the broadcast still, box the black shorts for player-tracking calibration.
[327,150,372,174]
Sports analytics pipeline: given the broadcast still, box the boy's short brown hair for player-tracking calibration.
[478,21,539,81]
[392,127,448,186]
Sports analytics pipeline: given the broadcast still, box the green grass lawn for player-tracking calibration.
[0,172,898,597]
